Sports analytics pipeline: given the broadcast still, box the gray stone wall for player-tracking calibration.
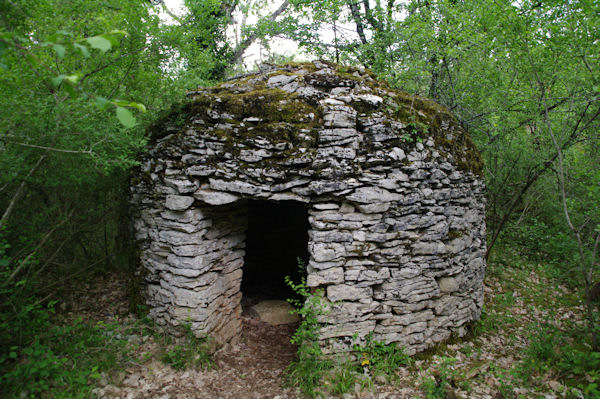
[131,61,486,354]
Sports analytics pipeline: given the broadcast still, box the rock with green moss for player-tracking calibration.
[131,61,486,355]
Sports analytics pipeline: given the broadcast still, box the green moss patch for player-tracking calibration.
[146,61,483,176]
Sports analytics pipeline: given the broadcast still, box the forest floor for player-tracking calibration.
[70,248,592,399]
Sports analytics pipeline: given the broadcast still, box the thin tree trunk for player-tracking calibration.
[347,0,368,44]
[0,155,45,231]
[7,209,74,284]
[227,0,290,66]
[526,45,599,350]
[486,101,600,259]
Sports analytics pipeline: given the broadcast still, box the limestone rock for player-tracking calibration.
[193,189,239,205]
[327,284,373,302]
[249,300,300,325]
[131,61,487,356]
[437,276,460,293]
[165,195,194,211]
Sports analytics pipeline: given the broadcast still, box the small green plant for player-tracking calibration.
[157,323,212,371]
[459,343,474,358]
[355,332,412,380]
[516,321,564,381]
[328,363,357,396]
[0,316,134,398]
[284,258,332,398]
[419,357,458,399]
[496,376,516,398]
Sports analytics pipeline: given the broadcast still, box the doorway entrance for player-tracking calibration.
[241,200,310,302]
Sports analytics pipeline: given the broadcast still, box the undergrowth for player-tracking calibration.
[0,315,134,399]
[467,243,600,398]
[284,259,332,398]
[0,230,212,399]
[155,322,213,371]
[284,258,412,398]
[418,357,458,399]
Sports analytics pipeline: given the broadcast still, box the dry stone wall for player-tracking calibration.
[131,61,486,354]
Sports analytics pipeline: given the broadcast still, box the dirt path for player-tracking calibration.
[93,317,304,399]
[205,318,301,398]
[84,263,586,399]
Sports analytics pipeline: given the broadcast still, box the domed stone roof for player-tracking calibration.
[131,61,486,354]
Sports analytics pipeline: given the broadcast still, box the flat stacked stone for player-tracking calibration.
[131,60,486,354]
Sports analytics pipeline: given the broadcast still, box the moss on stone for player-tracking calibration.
[447,229,465,240]
[195,88,317,124]
[147,101,196,142]
[381,92,484,176]
[146,61,483,176]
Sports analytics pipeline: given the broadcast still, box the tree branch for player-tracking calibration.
[160,2,185,24]
[227,0,290,65]
[0,155,46,230]
[4,141,93,154]
[79,47,145,87]
[7,209,74,284]
[346,0,368,45]
[361,0,383,31]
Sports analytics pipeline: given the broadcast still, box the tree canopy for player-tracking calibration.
[0,0,599,395]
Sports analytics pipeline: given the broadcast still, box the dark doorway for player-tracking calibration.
[241,200,309,301]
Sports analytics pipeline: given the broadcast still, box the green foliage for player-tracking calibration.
[0,314,134,399]
[0,233,135,397]
[419,357,458,399]
[354,333,412,379]
[0,3,211,397]
[0,23,145,129]
[157,324,213,371]
[284,258,333,398]
[516,321,600,394]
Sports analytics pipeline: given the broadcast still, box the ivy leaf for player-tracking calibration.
[86,36,111,53]
[116,106,136,128]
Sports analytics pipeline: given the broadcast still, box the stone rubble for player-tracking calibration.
[131,61,486,354]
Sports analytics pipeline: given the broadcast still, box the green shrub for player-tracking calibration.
[284,259,333,398]
[0,317,132,398]
[515,320,600,395]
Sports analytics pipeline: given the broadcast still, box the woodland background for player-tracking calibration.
[0,0,598,397]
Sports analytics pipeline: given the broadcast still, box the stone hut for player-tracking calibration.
[130,61,486,355]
